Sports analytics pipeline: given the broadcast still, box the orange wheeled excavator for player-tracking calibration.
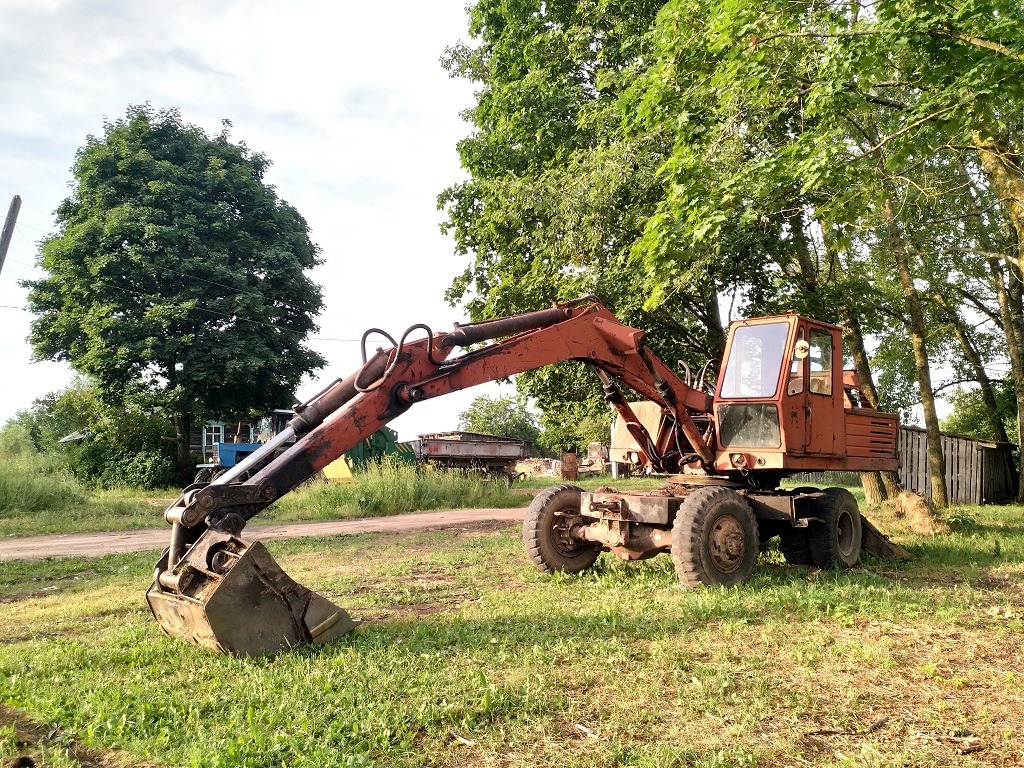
[148,297,901,655]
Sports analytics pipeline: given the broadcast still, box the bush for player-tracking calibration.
[102,450,178,490]
[7,380,178,489]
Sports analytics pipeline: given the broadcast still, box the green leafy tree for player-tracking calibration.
[537,404,610,456]
[441,0,739,430]
[25,106,325,476]
[942,383,1017,442]
[626,0,1024,505]
[458,395,542,445]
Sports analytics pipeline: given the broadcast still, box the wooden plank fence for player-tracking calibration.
[793,427,1018,505]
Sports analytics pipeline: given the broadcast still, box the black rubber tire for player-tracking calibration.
[778,486,818,565]
[523,485,600,574]
[807,487,862,568]
[778,529,813,565]
[672,486,760,587]
[193,468,214,484]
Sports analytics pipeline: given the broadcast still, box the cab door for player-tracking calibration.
[803,327,839,454]
[783,326,808,454]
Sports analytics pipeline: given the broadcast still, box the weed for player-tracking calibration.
[0,438,84,517]
[946,508,979,533]
[264,459,531,522]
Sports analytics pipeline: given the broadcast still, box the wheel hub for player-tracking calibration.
[552,511,590,557]
[708,514,746,573]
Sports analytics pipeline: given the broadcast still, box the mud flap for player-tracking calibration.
[147,529,359,656]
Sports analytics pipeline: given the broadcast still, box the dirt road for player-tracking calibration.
[0,506,529,562]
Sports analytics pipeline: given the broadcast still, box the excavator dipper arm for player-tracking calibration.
[147,299,714,655]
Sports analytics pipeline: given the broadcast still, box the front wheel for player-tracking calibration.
[807,487,862,568]
[672,486,759,587]
[523,485,600,574]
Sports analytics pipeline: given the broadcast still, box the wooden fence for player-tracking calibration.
[898,427,1017,505]
[794,427,1018,505]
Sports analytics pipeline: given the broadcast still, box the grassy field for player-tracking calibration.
[0,461,533,537]
[1,500,1022,767]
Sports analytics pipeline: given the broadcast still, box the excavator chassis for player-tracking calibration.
[147,528,358,656]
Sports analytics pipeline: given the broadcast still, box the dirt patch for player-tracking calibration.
[360,592,477,622]
[0,507,528,562]
[0,588,64,605]
[450,520,518,538]
[0,704,164,768]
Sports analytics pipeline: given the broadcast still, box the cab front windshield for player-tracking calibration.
[720,322,790,399]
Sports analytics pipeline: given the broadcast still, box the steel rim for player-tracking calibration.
[551,508,590,557]
[837,508,856,557]
[708,514,746,574]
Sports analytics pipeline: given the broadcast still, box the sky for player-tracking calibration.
[0,0,515,441]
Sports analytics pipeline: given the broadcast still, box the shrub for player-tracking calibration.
[102,450,178,490]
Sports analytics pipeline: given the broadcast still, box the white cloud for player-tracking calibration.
[0,0,517,441]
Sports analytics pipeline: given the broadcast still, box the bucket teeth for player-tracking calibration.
[147,529,358,656]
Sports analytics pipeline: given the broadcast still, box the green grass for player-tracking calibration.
[263,460,532,523]
[2,502,1023,767]
[516,473,666,491]
[0,444,85,515]
[0,460,533,537]
[0,485,180,537]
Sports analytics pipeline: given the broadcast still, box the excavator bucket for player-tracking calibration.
[147,529,358,656]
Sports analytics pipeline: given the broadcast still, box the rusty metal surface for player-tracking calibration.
[581,491,678,525]
[707,514,747,574]
[148,530,358,656]
[560,453,578,481]
[419,439,527,459]
[575,520,671,560]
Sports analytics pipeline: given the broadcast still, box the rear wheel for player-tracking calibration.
[523,485,600,574]
[778,529,813,565]
[672,486,759,587]
[778,486,818,565]
[807,487,862,568]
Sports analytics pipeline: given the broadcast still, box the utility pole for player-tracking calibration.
[0,195,22,278]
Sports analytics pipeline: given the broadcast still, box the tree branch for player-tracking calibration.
[935,26,1024,62]
[933,377,1006,395]
[755,27,1024,63]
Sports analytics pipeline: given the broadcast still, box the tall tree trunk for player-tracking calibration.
[173,413,193,482]
[788,209,822,311]
[933,293,1009,443]
[884,199,948,508]
[843,310,899,504]
[976,132,1024,499]
[703,289,727,361]
[821,216,897,505]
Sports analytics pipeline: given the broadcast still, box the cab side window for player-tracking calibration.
[788,330,805,395]
[808,331,832,395]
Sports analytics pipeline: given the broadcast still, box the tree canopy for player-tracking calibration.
[26,106,325,474]
[458,395,542,445]
[445,0,1024,504]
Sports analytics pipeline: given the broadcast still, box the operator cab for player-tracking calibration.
[712,314,851,475]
